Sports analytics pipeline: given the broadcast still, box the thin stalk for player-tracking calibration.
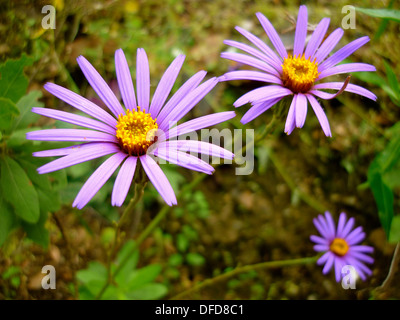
[377,242,400,293]
[171,256,318,300]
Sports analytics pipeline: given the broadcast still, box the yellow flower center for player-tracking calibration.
[330,238,349,257]
[116,107,158,156]
[281,54,319,93]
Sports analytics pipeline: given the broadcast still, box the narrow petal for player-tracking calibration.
[115,49,137,111]
[314,244,329,252]
[256,12,288,59]
[77,56,124,117]
[284,96,296,134]
[154,148,214,175]
[73,152,127,209]
[223,39,282,72]
[221,52,280,77]
[150,55,186,118]
[293,5,308,56]
[44,83,117,127]
[349,251,374,264]
[31,107,116,135]
[336,212,347,238]
[37,142,120,174]
[304,18,330,59]
[319,36,370,72]
[314,28,344,63]
[312,82,377,101]
[350,245,374,253]
[159,77,218,129]
[136,48,150,112]
[325,211,337,239]
[157,140,234,160]
[334,258,345,282]
[220,70,282,84]
[157,70,207,125]
[306,94,332,137]
[234,26,282,66]
[310,235,329,245]
[295,93,307,128]
[140,155,177,206]
[33,143,98,158]
[317,251,331,265]
[111,156,137,207]
[241,98,281,124]
[345,226,365,245]
[27,129,118,143]
[341,217,355,238]
[313,216,329,238]
[317,63,376,80]
[322,254,335,274]
[234,85,292,108]
[165,111,236,140]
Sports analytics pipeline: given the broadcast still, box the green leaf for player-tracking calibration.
[186,252,206,267]
[126,283,168,300]
[388,215,400,243]
[0,196,17,246]
[0,156,40,223]
[0,97,20,131]
[22,209,49,248]
[0,54,34,103]
[356,8,400,23]
[367,169,394,238]
[16,157,51,191]
[13,90,43,130]
[124,264,161,290]
[114,240,139,284]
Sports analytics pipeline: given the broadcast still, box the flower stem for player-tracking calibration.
[170,256,318,300]
[376,242,400,294]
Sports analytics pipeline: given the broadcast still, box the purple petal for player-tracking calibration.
[319,36,370,72]
[157,70,207,126]
[317,251,331,265]
[31,107,116,135]
[350,245,374,253]
[153,148,214,175]
[221,70,282,84]
[136,48,150,112]
[111,156,137,207]
[157,140,234,160]
[37,142,120,174]
[322,254,335,274]
[346,226,365,244]
[313,216,329,238]
[241,98,281,124]
[304,18,330,59]
[44,83,117,127]
[284,96,296,135]
[340,217,355,239]
[234,26,282,66]
[165,111,236,140]
[325,211,337,238]
[233,85,292,108]
[349,251,374,264]
[115,49,137,111]
[221,52,280,77]
[317,63,376,80]
[256,12,288,59]
[159,77,218,128]
[336,212,347,238]
[77,56,124,118]
[306,94,332,137]
[224,39,282,73]
[73,152,127,209]
[27,129,118,143]
[314,28,344,63]
[293,5,308,57]
[312,82,377,101]
[295,93,307,128]
[314,244,329,252]
[334,258,345,282]
[150,55,186,118]
[310,235,329,245]
[33,143,95,158]
[140,155,177,206]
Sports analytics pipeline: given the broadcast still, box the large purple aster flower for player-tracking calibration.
[27,49,235,209]
[310,211,374,282]
[220,5,377,136]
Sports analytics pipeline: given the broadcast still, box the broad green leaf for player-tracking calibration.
[388,215,400,243]
[13,90,43,130]
[22,209,49,248]
[6,126,41,148]
[0,196,17,246]
[76,261,107,286]
[356,8,400,23]
[16,158,51,191]
[186,252,206,266]
[37,188,61,213]
[0,54,34,103]
[124,264,162,290]
[0,156,40,223]
[114,240,139,283]
[126,283,167,300]
[367,169,394,238]
[0,97,20,131]
[384,61,400,98]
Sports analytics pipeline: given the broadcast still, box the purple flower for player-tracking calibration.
[27,49,235,209]
[310,211,374,282]
[220,5,377,136]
